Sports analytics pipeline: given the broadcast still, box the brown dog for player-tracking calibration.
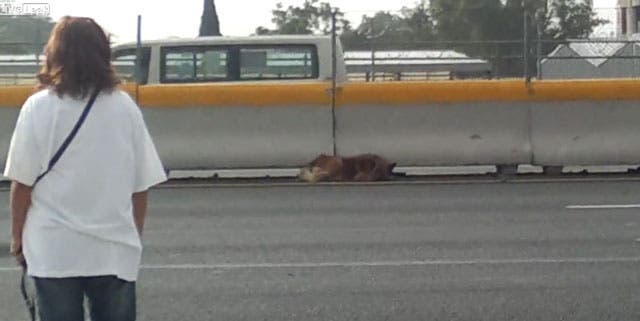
[299,154,396,182]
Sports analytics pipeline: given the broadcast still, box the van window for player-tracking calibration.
[162,47,229,83]
[239,46,317,80]
[160,44,318,83]
[112,47,151,84]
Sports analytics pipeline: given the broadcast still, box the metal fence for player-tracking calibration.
[6,39,639,84]
[0,6,635,84]
[335,6,631,82]
[337,38,640,82]
[0,42,44,85]
[340,39,520,81]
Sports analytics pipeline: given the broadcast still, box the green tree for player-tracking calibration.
[547,0,606,39]
[257,0,434,49]
[0,16,54,54]
[402,0,435,42]
[430,0,606,77]
[255,0,350,35]
[199,0,222,36]
[345,12,413,47]
[431,0,505,43]
[340,1,435,50]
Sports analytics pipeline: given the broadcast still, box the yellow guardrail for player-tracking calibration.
[0,85,36,107]
[2,79,640,108]
[338,79,640,105]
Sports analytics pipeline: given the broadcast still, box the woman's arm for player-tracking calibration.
[132,191,148,236]
[10,181,32,266]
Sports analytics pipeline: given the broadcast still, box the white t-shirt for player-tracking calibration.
[3,89,167,282]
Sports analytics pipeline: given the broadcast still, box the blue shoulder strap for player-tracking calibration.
[33,89,100,186]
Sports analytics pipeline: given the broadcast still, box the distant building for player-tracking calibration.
[540,41,640,79]
[539,1,640,79]
[618,0,640,37]
[0,54,40,85]
[344,50,492,81]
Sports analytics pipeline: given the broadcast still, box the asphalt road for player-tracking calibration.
[2,179,640,320]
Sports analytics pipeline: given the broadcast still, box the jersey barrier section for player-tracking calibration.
[1,79,640,171]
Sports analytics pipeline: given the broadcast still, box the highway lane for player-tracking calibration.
[2,179,640,320]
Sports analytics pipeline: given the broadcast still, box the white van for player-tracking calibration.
[111,35,347,85]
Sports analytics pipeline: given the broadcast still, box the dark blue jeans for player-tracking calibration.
[33,275,136,321]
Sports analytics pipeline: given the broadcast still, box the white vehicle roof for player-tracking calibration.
[113,35,332,50]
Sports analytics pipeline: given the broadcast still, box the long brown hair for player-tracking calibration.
[37,16,120,98]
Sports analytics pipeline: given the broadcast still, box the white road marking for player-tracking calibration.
[139,257,640,270]
[0,267,19,271]
[2,257,640,272]
[566,204,640,210]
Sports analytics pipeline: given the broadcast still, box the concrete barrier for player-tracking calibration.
[136,83,333,170]
[2,79,640,171]
[531,101,640,166]
[335,79,640,167]
[143,106,333,169]
[335,103,532,166]
[0,104,335,171]
[0,83,335,171]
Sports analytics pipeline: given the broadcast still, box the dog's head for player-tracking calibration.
[299,154,343,182]
[298,166,318,182]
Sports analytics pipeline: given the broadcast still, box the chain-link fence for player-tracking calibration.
[336,6,636,82]
[0,14,51,85]
[0,42,43,85]
[1,6,637,85]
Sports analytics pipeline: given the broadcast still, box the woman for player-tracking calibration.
[4,16,166,321]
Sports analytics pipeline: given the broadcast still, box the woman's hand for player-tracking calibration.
[10,181,31,268]
[10,236,26,268]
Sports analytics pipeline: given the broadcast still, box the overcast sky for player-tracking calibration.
[44,0,617,43]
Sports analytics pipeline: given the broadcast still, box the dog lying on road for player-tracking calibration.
[299,154,396,183]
